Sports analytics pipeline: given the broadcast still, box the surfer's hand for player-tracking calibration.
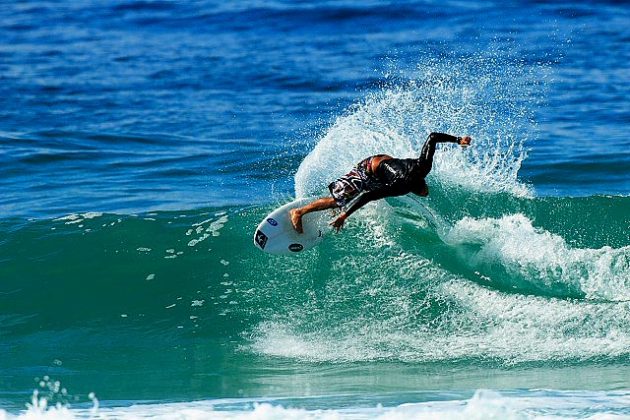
[330,214,347,232]
[458,136,472,147]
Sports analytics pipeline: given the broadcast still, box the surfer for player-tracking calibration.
[290,132,471,233]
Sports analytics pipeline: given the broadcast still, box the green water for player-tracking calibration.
[1,191,628,412]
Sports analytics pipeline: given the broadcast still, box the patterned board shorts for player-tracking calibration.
[328,167,365,207]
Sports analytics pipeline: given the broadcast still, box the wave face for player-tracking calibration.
[247,196,629,364]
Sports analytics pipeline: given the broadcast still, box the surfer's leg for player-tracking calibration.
[290,197,338,233]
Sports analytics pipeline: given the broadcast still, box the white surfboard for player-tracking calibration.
[253,198,332,254]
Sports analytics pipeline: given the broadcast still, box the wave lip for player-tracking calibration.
[447,214,630,301]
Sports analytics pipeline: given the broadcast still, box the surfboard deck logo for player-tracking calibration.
[254,230,268,249]
[266,218,278,226]
[288,243,303,252]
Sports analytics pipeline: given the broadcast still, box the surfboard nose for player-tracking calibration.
[253,198,329,255]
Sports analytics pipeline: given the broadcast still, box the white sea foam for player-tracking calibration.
[251,267,630,364]
[54,212,104,225]
[188,214,229,247]
[447,214,630,301]
[2,389,629,419]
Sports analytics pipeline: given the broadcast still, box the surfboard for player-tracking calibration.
[253,198,332,255]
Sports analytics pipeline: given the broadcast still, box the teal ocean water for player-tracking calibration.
[1,0,629,418]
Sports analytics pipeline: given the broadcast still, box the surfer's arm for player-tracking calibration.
[330,190,388,232]
[429,132,471,144]
[420,132,471,160]
[432,132,460,143]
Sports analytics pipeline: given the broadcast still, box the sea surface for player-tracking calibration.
[1,0,629,418]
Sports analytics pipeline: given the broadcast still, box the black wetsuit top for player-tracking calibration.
[344,132,460,216]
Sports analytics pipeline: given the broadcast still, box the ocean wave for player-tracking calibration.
[2,188,629,366]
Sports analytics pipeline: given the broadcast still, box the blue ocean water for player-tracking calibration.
[1,0,628,218]
[0,0,629,418]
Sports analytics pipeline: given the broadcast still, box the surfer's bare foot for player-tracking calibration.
[290,209,304,233]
